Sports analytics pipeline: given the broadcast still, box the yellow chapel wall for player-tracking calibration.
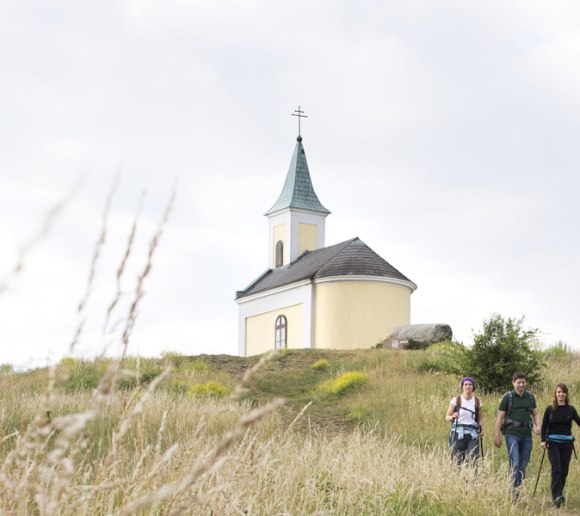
[314,281,410,349]
[298,223,318,255]
[245,303,304,356]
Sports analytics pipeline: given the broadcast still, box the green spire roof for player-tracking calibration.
[265,137,331,216]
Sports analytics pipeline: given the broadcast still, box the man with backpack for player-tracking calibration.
[494,371,541,492]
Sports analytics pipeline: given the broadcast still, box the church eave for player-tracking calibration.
[235,269,273,300]
[235,278,313,303]
[313,275,417,291]
[264,204,331,217]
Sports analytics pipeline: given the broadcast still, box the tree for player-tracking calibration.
[463,314,544,393]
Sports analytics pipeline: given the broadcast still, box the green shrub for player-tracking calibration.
[346,404,371,422]
[187,361,212,373]
[0,364,14,375]
[317,371,369,396]
[542,341,570,360]
[140,369,162,384]
[161,351,190,368]
[310,359,330,371]
[189,381,231,398]
[59,357,80,369]
[57,357,102,392]
[416,341,465,375]
[463,314,545,393]
[117,375,138,391]
[161,379,191,394]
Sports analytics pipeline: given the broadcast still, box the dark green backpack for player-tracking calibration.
[501,390,535,433]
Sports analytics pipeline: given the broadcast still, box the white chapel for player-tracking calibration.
[236,130,417,357]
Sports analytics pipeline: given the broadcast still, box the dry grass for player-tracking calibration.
[2,186,579,514]
[0,374,282,514]
[3,352,579,514]
[0,383,569,515]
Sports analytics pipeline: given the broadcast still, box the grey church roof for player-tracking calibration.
[236,237,416,300]
[264,137,331,216]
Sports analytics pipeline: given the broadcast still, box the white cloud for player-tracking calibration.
[1,0,580,367]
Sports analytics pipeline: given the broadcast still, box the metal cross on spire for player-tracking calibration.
[291,105,307,140]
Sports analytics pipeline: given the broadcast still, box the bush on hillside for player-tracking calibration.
[317,371,369,396]
[189,380,231,397]
[463,314,544,393]
[542,341,570,361]
[416,341,465,375]
[57,357,104,392]
[0,364,14,375]
[310,359,331,371]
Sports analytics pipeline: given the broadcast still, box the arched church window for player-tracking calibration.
[275,315,287,349]
[275,240,284,267]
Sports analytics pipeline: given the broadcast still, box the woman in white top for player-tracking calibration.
[445,376,484,464]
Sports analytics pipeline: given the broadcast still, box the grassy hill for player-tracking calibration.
[1,347,579,514]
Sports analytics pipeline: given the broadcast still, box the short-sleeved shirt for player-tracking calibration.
[498,390,536,437]
[450,396,481,427]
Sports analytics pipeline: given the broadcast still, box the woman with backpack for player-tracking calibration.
[540,383,580,508]
[445,376,483,464]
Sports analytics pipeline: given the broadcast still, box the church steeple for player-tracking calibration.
[265,132,331,269]
[265,136,330,217]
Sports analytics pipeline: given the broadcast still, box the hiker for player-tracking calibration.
[494,371,541,492]
[445,376,483,464]
[540,383,580,508]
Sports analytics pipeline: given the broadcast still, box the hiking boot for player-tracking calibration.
[554,496,565,508]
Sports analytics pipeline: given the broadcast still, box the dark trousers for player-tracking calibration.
[548,442,574,501]
[451,434,479,464]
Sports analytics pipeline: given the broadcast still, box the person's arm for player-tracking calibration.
[540,407,550,448]
[445,402,458,422]
[477,403,484,436]
[573,406,580,427]
[532,407,541,435]
[494,410,506,448]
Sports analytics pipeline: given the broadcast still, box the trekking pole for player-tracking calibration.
[533,445,547,498]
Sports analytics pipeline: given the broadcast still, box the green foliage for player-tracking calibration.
[161,352,212,373]
[57,357,103,392]
[310,359,330,371]
[345,404,371,423]
[542,341,570,361]
[161,351,190,368]
[163,379,191,394]
[317,371,369,396]
[55,357,164,392]
[139,369,163,384]
[117,375,138,390]
[416,341,465,375]
[189,381,231,398]
[118,362,163,390]
[0,364,14,375]
[463,314,545,393]
[311,471,342,511]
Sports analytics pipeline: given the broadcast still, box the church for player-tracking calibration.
[235,130,417,357]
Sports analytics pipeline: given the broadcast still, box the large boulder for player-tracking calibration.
[382,323,453,350]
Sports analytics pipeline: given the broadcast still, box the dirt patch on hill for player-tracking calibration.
[189,354,254,378]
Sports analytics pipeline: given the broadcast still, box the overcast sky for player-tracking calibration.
[1,1,579,368]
